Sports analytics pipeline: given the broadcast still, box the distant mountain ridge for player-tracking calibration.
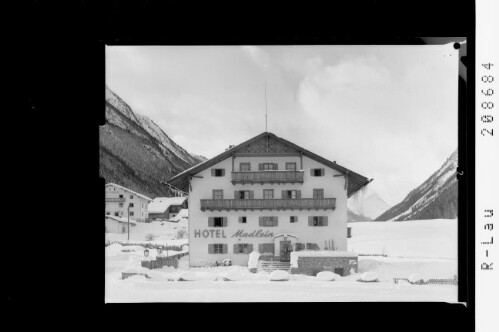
[100,86,206,198]
[349,192,391,220]
[376,150,458,221]
[347,209,373,222]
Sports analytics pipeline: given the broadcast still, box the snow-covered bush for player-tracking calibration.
[144,233,156,241]
[316,271,340,281]
[270,270,290,281]
[176,229,187,239]
[408,273,425,283]
[360,272,379,282]
[222,258,232,266]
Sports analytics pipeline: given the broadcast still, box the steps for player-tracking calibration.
[257,260,291,273]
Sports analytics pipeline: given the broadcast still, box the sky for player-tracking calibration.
[106,45,459,205]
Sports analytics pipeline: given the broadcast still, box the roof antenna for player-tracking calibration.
[265,80,268,132]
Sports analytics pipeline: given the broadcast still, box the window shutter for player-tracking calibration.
[208,244,214,254]
[249,190,254,199]
[211,169,216,176]
[259,244,264,253]
[308,216,313,226]
[321,168,325,176]
[223,244,228,254]
[281,190,287,199]
[222,217,228,227]
[233,244,239,254]
[259,163,264,171]
[234,191,240,199]
[208,217,214,227]
[323,216,328,226]
[259,217,264,227]
[310,169,314,176]
[273,163,278,170]
[296,190,301,199]
[238,216,242,223]
[273,217,278,226]
[247,244,253,253]
[221,169,226,176]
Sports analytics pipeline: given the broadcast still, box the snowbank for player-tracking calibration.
[408,273,429,283]
[270,270,290,281]
[248,251,260,269]
[222,270,244,281]
[360,272,379,282]
[106,243,123,256]
[290,250,357,268]
[122,266,151,276]
[316,271,340,281]
[178,271,218,281]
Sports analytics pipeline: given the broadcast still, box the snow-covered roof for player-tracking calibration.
[105,183,152,201]
[105,215,138,225]
[148,197,187,214]
[169,209,188,222]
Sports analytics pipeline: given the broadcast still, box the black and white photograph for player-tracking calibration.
[103,44,461,302]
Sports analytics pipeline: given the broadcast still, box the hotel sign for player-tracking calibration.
[194,229,274,239]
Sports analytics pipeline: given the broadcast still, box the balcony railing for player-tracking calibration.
[105,197,126,202]
[231,171,304,184]
[200,198,336,211]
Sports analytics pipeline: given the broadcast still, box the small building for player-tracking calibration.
[148,197,188,221]
[169,208,188,223]
[105,183,152,222]
[105,215,138,234]
[166,131,372,267]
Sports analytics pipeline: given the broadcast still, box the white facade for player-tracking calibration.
[105,215,137,233]
[105,183,152,222]
[188,155,348,266]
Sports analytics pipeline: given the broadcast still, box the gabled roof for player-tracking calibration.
[169,209,188,222]
[105,183,153,201]
[167,132,372,197]
[105,215,138,225]
[148,197,187,214]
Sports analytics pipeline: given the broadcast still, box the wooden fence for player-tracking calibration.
[393,275,458,285]
[105,240,184,251]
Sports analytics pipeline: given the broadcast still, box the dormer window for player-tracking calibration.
[311,168,325,176]
[212,169,225,177]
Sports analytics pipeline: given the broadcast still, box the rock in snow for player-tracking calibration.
[360,272,379,282]
[316,271,340,281]
[270,270,290,281]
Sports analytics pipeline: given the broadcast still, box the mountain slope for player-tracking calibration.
[348,193,391,219]
[100,86,206,198]
[347,209,373,223]
[376,150,458,221]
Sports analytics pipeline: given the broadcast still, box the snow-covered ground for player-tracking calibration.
[105,220,188,246]
[105,218,458,302]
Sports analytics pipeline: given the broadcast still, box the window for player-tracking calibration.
[259,216,278,227]
[309,216,328,227]
[106,212,110,215]
[129,203,134,207]
[238,190,251,199]
[259,163,277,170]
[130,195,133,199]
[311,168,325,176]
[212,169,225,177]
[263,189,274,199]
[234,243,253,254]
[284,190,298,199]
[240,163,251,172]
[212,244,225,254]
[212,190,224,199]
[130,211,134,216]
[259,243,275,254]
[209,217,226,227]
[119,203,124,208]
[114,212,119,216]
[313,189,324,199]
[119,194,124,198]
[285,162,297,171]
[290,216,298,223]
[239,216,247,223]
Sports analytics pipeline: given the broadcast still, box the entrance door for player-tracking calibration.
[280,241,292,262]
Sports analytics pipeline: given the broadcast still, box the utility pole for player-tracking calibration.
[127,204,131,241]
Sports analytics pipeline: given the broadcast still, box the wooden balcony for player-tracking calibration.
[200,198,336,211]
[231,171,304,184]
[105,197,126,202]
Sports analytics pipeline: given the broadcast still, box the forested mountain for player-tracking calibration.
[376,150,458,221]
[100,86,206,198]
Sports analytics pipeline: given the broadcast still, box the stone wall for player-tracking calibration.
[290,256,358,276]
